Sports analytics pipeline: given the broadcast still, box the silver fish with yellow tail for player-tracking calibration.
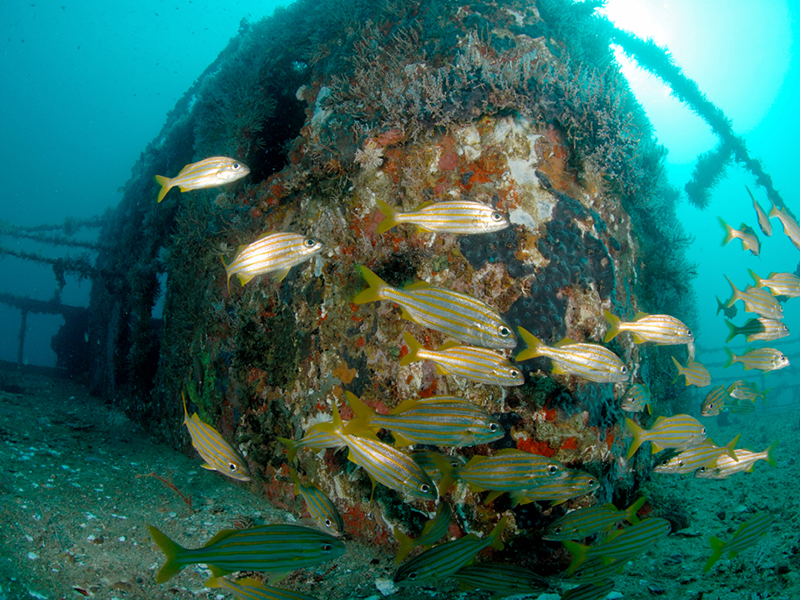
[181,392,250,481]
[353,265,515,349]
[725,276,783,320]
[516,327,628,383]
[725,317,789,343]
[288,467,344,536]
[704,512,773,572]
[749,269,800,297]
[727,379,769,403]
[509,469,599,507]
[206,576,320,600]
[670,356,710,387]
[695,440,778,479]
[701,385,730,417]
[542,497,646,542]
[719,218,760,255]
[604,310,693,346]
[393,503,452,564]
[653,435,740,475]
[625,414,706,458]
[375,198,509,235]
[155,156,249,203]
[746,186,772,236]
[621,383,651,413]
[223,232,323,290]
[724,347,789,373]
[769,203,800,250]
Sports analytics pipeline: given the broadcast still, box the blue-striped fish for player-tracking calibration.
[411,450,468,483]
[746,186,772,236]
[516,327,628,383]
[148,524,345,583]
[724,347,789,373]
[376,198,509,235]
[343,392,503,447]
[769,203,800,250]
[510,469,599,507]
[725,317,789,343]
[393,503,452,563]
[567,557,626,585]
[288,467,344,536]
[749,269,800,297]
[206,576,319,600]
[725,276,783,320]
[704,512,773,572]
[394,518,506,584]
[563,517,671,574]
[401,332,523,387]
[621,383,651,414]
[561,580,615,600]
[353,266,515,349]
[720,218,760,255]
[625,415,706,458]
[653,435,740,474]
[727,379,769,403]
[542,497,646,541]
[182,392,250,482]
[452,562,548,597]
[223,232,323,289]
[715,295,737,319]
[695,440,778,479]
[670,356,710,387]
[701,385,731,417]
[278,422,347,462]
[155,156,249,203]
[604,311,693,346]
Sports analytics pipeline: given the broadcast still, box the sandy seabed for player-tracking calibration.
[0,368,797,600]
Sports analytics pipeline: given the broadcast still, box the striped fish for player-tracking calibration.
[516,327,628,383]
[621,383,651,413]
[155,157,249,203]
[747,186,772,236]
[510,469,599,507]
[288,467,344,536]
[670,356,710,387]
[452,562,548,597]
[375,198,509,235]
[343,392,503,447]
[277,425,346,462]
[567,556,626,585]
[724,396,756,414]
[701,385,731,417]
[393,503,452,563]
[182,392,250,482]
[720,218,760,255]
[223,232,323,289]
[148,524,345,583]
[727,380,769,403]
[411,450,468,483]
[353,266,515,349]
[724,347,789,373]
[749,269,800,297]
[696,441,778,479]
[563,517,671,575]
[542,497,646,541]
[561,580,615,600]
[401,332,523,387]
[604,311,693,346]
[394,518,506,584]
[625,414,706,458]
[206,576,319,600]
[704,512,773,572]
[725,276,783,320]
[769,203,800,250]
[653,435,740,474]
[725,317,789,343]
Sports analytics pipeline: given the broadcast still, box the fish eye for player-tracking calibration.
[588,479,595,486]
[489,423,499,432]
[325,519,332,527]
[420,484,431,494]
[499,326,510,337]
[620,366,628,373]
[408,572,418,580]
[547,465,559,474]
[510,369,522,378]
[232,162,241,169]
[322,544,333,552]
[491,211,503,222]
[304,238,317,247]
[701,428,706,435]
[687,329,693,338]
[553,527,562,534]
[228,462,237,472]
[678,461,684,467]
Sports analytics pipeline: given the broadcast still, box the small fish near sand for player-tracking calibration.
[375,198,509,235]
[604,311,693,346]
[724,347,790,373]
[542,497,646,542]
[704,512,773,572]
[719,218,761,256]
[701,385,731,417]
[288,467,344,536]
[653,435,740,475]
[393,503,452,563]
[625,414,706,458]
[155,156,249,203]
[695,441,778,479]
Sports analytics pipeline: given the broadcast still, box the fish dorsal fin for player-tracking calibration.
[485,490,505,504]
[404,281,433,291]
[415,201,434,210]
[203,528,239,547]
[437,340,461,351]
[653,416,667,426]
[631,333,646,344]
[392,432,415,447]
[389,398,419,415]
[633,311,650,320]
[555,338,577,347]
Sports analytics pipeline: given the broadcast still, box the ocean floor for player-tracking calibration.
[0,368,798,600]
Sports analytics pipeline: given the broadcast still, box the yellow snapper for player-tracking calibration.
[393,503,452,563]
[769,203,800,250]
[725,276,783,320]
[353,265,515,349]
[701,385,731,417]
[376,198,509,234]
[223,232,323,290]
[277,426,346,462]
[724,347,789,373]
[181,392,250,481]
[670,356,710,387]
[604,311,693,345]
[746,186,772,236]
[704,512,773,572]
[719,218,760,255]
[401,331,524,386]
[727,379,769,402]
[510,469,599,507]
[516,327,628,383]
[653,434,740,475]
[155,156,249,203]
[749,269,800,297]
[625,414,706,458]
[542,497,646,541]
[725,317,789,343]
[695,440,778,479]
[621,383,651,413]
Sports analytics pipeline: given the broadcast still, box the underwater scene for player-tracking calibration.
[1,0,798,598]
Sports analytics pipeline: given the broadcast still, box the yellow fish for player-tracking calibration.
[376,198,509,234]
[223,232,323,290]
[155,156,249,203]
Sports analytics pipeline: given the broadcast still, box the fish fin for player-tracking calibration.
[724,319,738,343]
[154,175,172,203]
[625,417,646,459]
[220,255,232,294]
[205,576,222,588]
[507,490,527,507]
[748,269,764,287]
[391,431,415,447]
[719,217,734,246]
[343,417,377,436]
[376,199,399,234]
[768,203,780,219]
[207,565,229,579]
[388,398,419,415]
[723,348,735,369]
[393,528,415,564]
[288,466,302,494]
[555,337,578,346]
[488,517,507,550]
[724,276,741,307]
[515,326,543,361]
[604,310,621,342]
[272,267,291,282]
[485,490,504,505]
[704,536,724,572]
[237,272,255,287]
[148,525,188,583]
[723,434,741,461]
[437,340,460,351]
[352,265,387,304]
[625,496,647,525]
[399,307,414,321]
[646,402,651,415]
[344,391,375,422]
[715,296,724,316]
[766,439,778,467]
[650,442,664,454]
[430,453,457,496]
[633,311,650,320]
[200,462,216,471]
[331,401,344,432]
[631,333,646,344]
[670,356,683,384]
[399,332,422,366]
[551,364,568,375]
[404,281,433,290]
[563,540,589,574]
[277,437,298,462]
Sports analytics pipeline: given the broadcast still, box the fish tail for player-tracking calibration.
[154,174,172,203]
[765,439,778,467]
[488,516,507,551]
[563,540,590,574]
[768,203,780,220]
[376,199,400,234]
[625,496,647,525]
[723,348,735,369]
[393,528,415,564]
[515,326,543,362]
[724,276,740,307]
[342,391,378,435]
[723,433,741,461]
[148,525,187,583]
[352,265,387,304]
[400,331,423,366]
[715,296,725,316]
[704,536,724,572]
[625,417,646,459]
[719,217,734,246]
[288,466,302,495]
[277,437,299,462]
[724,319,738,343]
[430,452,457,496]
[748,269,764,287]
[220,255,232,295]
[670,356,684,385]
[603,310,622,342]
